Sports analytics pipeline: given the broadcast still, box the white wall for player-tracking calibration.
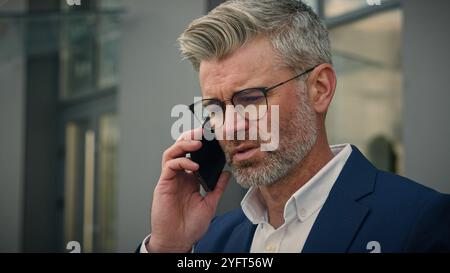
[403,0,450,193]
[0,0,26,253]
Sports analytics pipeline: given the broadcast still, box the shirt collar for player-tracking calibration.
[241,143,353,225]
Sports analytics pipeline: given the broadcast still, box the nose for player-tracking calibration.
[217,105,248,140]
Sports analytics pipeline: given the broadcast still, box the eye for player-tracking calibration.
[235,91,266,106]
[241,96,264,103]
[234,88,266,103]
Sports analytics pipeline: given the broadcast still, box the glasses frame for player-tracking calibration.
[189,64,319,123]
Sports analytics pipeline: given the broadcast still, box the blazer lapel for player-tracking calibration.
[302,146,376,253]
[223,218,257,252]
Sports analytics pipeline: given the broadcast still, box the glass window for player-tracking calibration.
[59,15,97,99]
[59,1,122,100]
[325,0,390,18]
[63,120,88,249]
[58,0,122,252]
[63,112,119,253]
[96,14,121,90]
[303,0,320,14]
[96,113,119,252]
[327,9,403,174]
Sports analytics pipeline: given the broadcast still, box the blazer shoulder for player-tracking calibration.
[373,170,444,203]
[360,170,450,252]
[403,191,450,252]
[364,170,450,219]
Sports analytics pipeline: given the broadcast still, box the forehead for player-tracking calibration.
[198,37,280,98]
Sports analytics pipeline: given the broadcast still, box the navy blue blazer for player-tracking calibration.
[194,146,450,253]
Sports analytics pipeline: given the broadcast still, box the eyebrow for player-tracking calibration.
[202,85,267,102]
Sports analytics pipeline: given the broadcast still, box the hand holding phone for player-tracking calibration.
[189,118,226,191]
[149,126,230,252]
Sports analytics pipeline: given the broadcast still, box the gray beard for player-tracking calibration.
[226,89,318,189]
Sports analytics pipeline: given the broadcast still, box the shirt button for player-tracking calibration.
[265,245,276,252]
[299,208,307,218]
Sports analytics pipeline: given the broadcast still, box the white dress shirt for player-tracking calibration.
[244,143,352,253]
[140,144,352,253]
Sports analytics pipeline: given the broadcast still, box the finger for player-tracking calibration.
[205,171,231,207]
[176,127,203,142]
[161,157,199,181]
[162,140,202,165]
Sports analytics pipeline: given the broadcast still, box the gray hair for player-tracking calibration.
[178,0,331,72]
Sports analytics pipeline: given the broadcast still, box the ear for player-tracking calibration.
[306,63,337,115]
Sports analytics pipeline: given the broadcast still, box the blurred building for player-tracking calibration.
[1,0,449,252]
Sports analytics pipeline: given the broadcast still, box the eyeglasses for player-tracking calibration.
[189,65,318,128]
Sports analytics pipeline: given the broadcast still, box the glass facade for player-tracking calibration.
[0,0,123,252]
[324,0,391,18]
[327,8,403,174]
[63,112,119,252]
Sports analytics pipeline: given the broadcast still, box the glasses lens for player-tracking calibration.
[232,89,267,121]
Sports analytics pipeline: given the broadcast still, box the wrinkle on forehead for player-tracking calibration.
[199,37,282,100]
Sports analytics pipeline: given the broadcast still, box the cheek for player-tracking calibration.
[218,139,236,154]
[218,139,228,151]
[269,96,299,126]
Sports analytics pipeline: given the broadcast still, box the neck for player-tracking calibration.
[258,132,334,229]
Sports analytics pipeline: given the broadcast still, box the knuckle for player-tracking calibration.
[178,131,190,141]
[162,159,171,168]
[173,158,183,166]
[162,149,170,160]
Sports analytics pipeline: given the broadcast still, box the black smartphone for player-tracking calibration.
[189,120,226,192]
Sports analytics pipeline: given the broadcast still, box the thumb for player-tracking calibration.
[204,171,231,208]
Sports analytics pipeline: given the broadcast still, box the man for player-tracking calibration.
[140,0,450,253]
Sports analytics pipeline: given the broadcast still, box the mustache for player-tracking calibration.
[220,139,261,151]
[220,140,262,165]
